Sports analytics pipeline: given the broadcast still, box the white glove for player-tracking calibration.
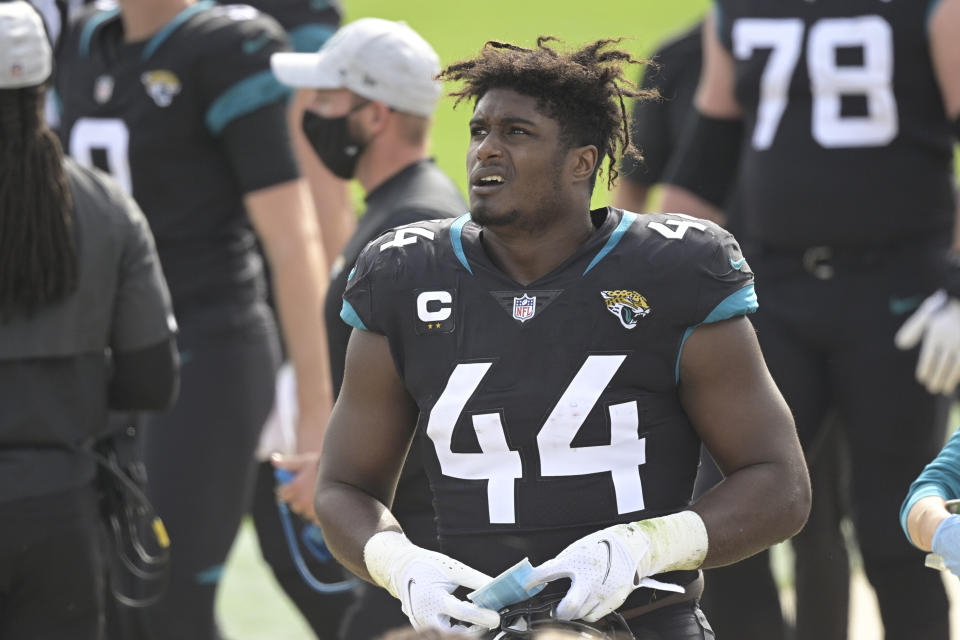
[895,289,960,395]
[364,531,500,631]
[522,511,707,623]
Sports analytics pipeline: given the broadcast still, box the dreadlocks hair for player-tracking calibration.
[439,36,657,191]
[0,85,77,323]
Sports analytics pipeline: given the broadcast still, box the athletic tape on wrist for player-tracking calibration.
[625,510,708,574]
[363,530,411,597]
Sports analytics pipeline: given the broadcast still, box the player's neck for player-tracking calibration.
[120,0,194,43]
[481,211,595,285]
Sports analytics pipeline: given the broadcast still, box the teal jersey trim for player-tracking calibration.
[901,425,960,544]
[79,8,120,58]
[583,211,637,275]
[205,70,292,135]
[143,0,215,61]
[450,214,473,274]
[289,23,337,53]
[674,284,758,383]
[340,300,368,331]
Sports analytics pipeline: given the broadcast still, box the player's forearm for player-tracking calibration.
[692,457,810,568]
[907,496,951,551]
[314,479,402,581]
[270,244,333,452]
[247,179,334,452]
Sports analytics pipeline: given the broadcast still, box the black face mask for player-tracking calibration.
[301,108,366,180]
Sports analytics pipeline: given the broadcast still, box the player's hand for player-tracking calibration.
[364,531,500,631]
[271,452,320,522]
[523,511,708,622]
[895,290,960,395]
[932,515,960,577]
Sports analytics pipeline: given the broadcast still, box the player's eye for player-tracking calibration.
[470,126,488,138]
[509,127,529,135]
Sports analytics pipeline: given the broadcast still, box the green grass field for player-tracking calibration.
[217,3,710,638]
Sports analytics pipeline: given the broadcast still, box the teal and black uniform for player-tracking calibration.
[901,427,960,537]
[244,0,340,53]
[329,159,465,640]
[667,1,957,637]
[343,208,755,636]
[56,4,300,639]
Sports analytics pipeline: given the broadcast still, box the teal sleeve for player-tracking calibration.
[900,426,960,545]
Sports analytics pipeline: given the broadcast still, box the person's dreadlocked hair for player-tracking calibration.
[0,85,77,322]
[439,37,656,191]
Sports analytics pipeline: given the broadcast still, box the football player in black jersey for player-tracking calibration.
[661,1,960,637]
[271,17,467,639]
[55,0,334,638]
[616,17,855,640]
[613,21,703,214]
[311,37,811,638]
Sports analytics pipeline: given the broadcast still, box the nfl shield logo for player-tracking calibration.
[512,294,537,323]
[94,75,114,104]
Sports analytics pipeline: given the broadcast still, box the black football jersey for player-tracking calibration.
[342,208,756,578]
[716,0,955,248]
[56,1,293,317]
[243,0,340,52]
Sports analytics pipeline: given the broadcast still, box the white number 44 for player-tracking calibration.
[426,355,646,524]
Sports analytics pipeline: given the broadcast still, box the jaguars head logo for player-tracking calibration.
[601,290,651,329]
[141,70,181,108]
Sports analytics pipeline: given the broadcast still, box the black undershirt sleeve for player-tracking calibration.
[109,337,180,411]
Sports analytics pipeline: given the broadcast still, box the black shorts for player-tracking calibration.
[626,601,715,640]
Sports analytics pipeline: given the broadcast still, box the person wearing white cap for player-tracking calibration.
[0,1,178,638]
[270,17,467,639]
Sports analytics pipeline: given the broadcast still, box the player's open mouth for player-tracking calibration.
[470,171,507,194]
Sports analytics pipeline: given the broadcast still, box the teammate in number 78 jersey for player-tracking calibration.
[312,37,811,638]
[661,0,960,638]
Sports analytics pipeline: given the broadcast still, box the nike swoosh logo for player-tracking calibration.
[406,578,415,603]
[889,295,923,316]
[242,34,271,55]
[599,540,612,584]
[729,257,746,271]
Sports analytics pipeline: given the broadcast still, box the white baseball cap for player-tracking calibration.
[0,0,52,89]
[271,17,441,117]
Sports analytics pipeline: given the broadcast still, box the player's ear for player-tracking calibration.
[568,144,598,183]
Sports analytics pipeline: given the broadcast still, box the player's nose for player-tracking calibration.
[474,132,503,161]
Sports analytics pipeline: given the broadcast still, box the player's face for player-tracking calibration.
[467,88,569,230]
